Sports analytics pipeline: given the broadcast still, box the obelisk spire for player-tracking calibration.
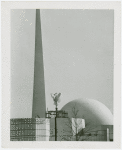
[32,9,46,118]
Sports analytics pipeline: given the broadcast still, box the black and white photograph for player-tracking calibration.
[10,8,114,141]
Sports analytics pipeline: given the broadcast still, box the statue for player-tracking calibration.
[51,93,61,106]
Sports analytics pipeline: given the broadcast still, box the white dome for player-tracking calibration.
[61,98,113,125]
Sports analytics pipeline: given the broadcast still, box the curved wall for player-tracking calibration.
[61,98,113,125]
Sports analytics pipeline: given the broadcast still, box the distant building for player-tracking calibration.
[77,125,113,141]
[10,118,50,141]
[10,118,113,141]
[61,99,113,126]
[61,99,113,141]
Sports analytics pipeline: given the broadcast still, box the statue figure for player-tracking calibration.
[51,93,61,106]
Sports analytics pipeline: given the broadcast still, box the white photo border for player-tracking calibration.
[1,1,121,149]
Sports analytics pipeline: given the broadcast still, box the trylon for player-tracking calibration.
[32,9,46,118]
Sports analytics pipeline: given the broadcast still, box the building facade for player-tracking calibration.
[10,117,113,141]
[10,118,50,141]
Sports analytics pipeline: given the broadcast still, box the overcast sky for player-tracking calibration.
[11,9,114,118]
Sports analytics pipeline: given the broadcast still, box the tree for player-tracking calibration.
[61,104,98,141]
